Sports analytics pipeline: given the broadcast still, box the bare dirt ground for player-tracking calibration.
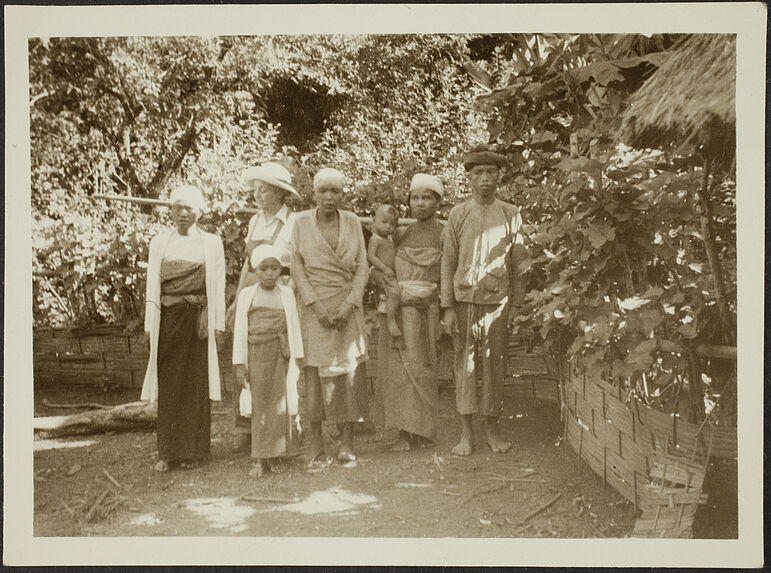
[34,382,639,538]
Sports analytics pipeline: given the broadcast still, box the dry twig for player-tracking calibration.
[102,469,125,489]
[84,488,110,522]
[518,492,563,524]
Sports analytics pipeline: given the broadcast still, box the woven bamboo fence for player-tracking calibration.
[34,326,559,403]
[562,359,737,537]
[33,326,236,391]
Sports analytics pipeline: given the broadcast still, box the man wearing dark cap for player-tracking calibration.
[441,146,525,456]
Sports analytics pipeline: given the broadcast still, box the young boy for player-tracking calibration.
[367,203,402,346]
[232,244,304,477]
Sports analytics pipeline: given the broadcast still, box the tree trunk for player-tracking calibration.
[696,157,735,345]
[34,401,156,438]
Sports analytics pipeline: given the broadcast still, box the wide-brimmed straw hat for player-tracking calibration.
[241,162,300,197]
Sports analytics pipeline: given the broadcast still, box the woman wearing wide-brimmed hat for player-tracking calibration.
[141,184,226,472]
[228,161,301,452]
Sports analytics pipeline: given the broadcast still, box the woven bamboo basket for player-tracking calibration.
[562,359,736,538]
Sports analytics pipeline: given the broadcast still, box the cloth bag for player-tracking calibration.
[239,386,252,417]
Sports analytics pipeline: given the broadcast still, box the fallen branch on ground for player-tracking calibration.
[102,469,125,489]
[42,398,111,410]
[84,488,110,522]
[488,475,546,484]
[464,482,511,503]
[518,492,563,524]
[34,401,156,438]
[240,494,299,504]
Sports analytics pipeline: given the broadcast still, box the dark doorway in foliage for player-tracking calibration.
[263,77,344,152]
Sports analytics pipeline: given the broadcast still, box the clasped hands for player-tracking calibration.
[311,300,355,330]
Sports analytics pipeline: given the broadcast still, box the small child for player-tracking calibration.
[232,244,304,477]
[368,203,403,346]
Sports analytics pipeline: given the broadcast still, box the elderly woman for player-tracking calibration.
[376,174,444,451]
[291,168,369,464]
[141,185,226,472]
[228,161,300,452]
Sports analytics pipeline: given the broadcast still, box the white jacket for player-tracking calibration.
[232,283,303,416]
[140,226,226,402]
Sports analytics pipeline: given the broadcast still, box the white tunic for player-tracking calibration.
[141,225,226,402]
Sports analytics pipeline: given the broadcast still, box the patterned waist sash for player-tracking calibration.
[160,260,208,338]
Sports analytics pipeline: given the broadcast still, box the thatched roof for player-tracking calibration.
[619,34,735,162]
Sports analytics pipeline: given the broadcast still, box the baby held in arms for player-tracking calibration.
[367,203,403,347]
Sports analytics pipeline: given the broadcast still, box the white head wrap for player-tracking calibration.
[169,185,207,212]
[313,168,346,192]
[241,162,299,197]
[409,173,444,198]
[250,244,284,270]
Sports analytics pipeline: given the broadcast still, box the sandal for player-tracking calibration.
[154,460,170,473]
[248,461,266,478]
[337,447,358,464]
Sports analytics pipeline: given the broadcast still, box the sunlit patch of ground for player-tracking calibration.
[185,497,256,533]
[33,438,98,452]
[130,513,162,526]
[263,486,380,516]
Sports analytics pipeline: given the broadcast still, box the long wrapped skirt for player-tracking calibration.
[157,302,210,463]
[377,302,440,441]
[247,307,298,459]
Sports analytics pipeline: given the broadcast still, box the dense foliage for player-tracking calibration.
[31,34,486,328]
[31,34,736,421]
[472,34,736,421]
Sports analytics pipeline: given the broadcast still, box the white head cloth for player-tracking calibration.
[409,173,444,198]
[169,185,207,212]
[313,168,346,192]
[241,162,299,197]
[250,244,284,270]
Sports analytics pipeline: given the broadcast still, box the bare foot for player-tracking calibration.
[154,460,170,473]
[452,434,473,456]
[486,421,512,453]
[487,435,511,453]
[337,446,358,463]
[306,456,332,470]
[309,437,324,461]
[248,461,265,478]
[268,458,288,474]
[453,415,474,456]
[392,431,411,451]
[411,435,434,449]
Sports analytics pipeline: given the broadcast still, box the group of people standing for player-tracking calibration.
[140,147,525,477]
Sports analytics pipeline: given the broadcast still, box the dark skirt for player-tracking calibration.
[157,302,211,463]
[303,363,369,424]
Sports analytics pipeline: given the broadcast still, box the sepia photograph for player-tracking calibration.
[4,2,765,567]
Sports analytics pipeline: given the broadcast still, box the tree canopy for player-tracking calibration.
[31,33,736,422]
